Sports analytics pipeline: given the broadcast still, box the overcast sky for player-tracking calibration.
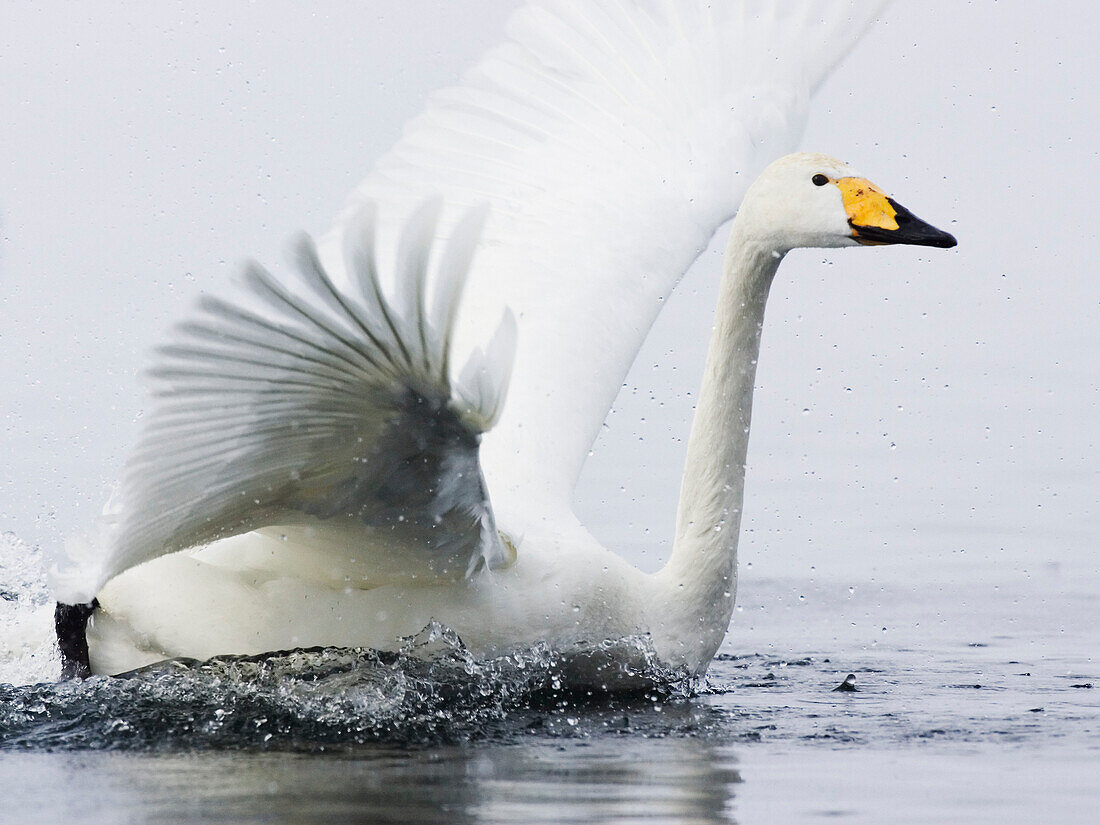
[1,2,1096,585]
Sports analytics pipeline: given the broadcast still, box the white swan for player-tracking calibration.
[49,1,927,677]
[62,152,954,678]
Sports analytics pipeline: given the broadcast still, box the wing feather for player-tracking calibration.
[317,0,889,518]
[54,204,514,603]
[55,0,888,602]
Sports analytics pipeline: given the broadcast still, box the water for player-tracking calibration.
[4,743,1098,825]
[1,529,1097,823]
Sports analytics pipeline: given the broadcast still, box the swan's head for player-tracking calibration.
[738,152,957,253]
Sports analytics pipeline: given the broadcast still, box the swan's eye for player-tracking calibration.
[812,174,829,187]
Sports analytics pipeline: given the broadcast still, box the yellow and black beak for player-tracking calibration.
[835,177,957,249]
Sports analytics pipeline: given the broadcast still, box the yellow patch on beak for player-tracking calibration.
[835,177,899,235]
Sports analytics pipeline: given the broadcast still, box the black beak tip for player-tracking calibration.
[860,199,958,250]
[928,230,958,249]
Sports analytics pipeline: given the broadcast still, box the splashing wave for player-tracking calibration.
[1,531,693,751]
[1,621,693,751]
[0,532,60,686]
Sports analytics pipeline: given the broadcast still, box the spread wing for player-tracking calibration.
[57,203,516,602]
[53,0,888,603]
[316,0,888,515]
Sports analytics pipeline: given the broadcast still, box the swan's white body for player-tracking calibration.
[88,183,766,674]
[52,2,959,679]
[81,151,956,678]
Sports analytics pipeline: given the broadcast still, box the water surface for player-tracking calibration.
[1,562,1096,824]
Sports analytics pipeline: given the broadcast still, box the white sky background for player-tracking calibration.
[1,2,1096,586]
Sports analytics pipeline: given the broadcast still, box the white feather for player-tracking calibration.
[318,0,888,517]
[55,2,898,675]
[54,204,510,603]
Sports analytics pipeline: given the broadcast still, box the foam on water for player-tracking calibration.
[0,533,60,686]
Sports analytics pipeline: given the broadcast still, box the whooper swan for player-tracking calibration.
[49,1,921,677]
[57,152,954,678]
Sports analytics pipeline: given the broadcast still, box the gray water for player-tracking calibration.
[1,562,1096,824]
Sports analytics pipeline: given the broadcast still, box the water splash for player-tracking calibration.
[0,530,695,751]
[0,531,694,751]
[0,532,59,685]
[0,622,694,752]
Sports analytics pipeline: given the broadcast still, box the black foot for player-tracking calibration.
[55,599,98,680]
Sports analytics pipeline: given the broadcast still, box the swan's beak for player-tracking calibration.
[837,177,957,249]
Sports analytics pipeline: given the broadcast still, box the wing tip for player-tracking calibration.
[455,304,517,431]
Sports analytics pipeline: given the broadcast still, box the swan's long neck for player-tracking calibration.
[655,219,781,670]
